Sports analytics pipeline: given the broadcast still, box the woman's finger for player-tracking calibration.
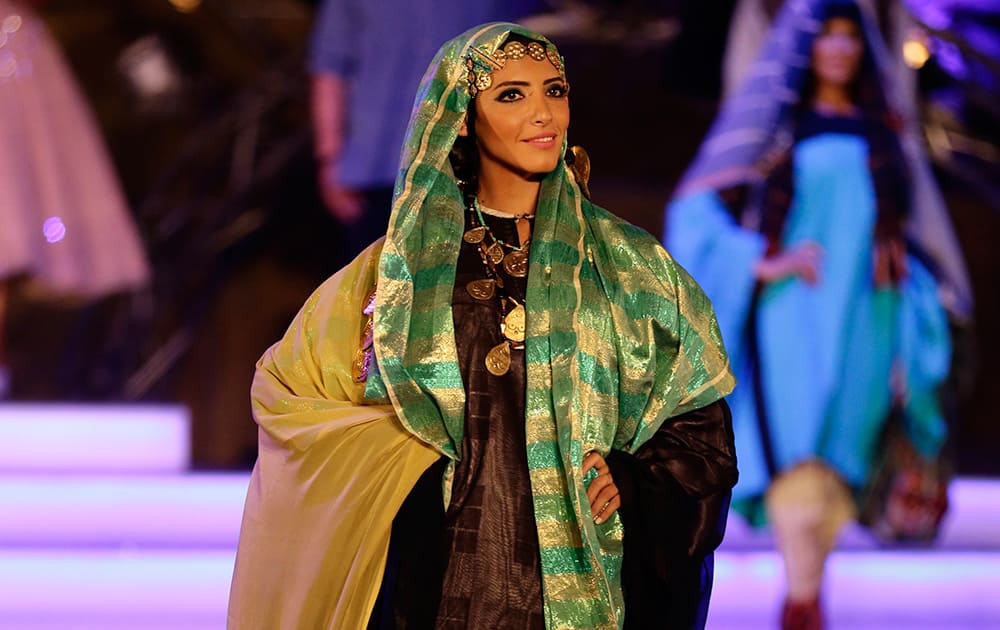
[586,471,614,505]
[582,450,608,475]
[592,482,619,510]
[593,493,621,524]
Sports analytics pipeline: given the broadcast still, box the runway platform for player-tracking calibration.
[1,403,997,629]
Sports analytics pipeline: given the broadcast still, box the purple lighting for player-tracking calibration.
[42,217,66,244]
[0,404,190,473]
[0,403,997,628]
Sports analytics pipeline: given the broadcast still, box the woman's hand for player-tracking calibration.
[873,238,908,286]
[583,451,620,525]
[754,241,823,285]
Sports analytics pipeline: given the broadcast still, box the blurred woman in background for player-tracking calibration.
[664,0,971,627]
[0,0,148,398]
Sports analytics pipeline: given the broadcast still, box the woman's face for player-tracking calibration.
[811,16,864,89]
[466,55,570,182]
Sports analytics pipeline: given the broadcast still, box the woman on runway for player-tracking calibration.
[664,0,970,627]
[0,0,149,397]
[229,22,738,630]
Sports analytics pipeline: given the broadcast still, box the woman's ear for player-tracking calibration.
[458,114,469,137]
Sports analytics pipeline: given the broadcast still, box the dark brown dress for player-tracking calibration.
[435,212,545,628]
[368,212,544,629]
[367,212,737,630]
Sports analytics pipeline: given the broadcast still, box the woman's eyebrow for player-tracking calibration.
[492,77,565,90]
[492,80,530,89]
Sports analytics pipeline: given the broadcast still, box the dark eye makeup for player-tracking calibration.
[494,82,569,102]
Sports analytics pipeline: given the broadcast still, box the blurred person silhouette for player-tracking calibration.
[0,0,149,399]
[663,0,972,627]
[309,0,545,265]
[722,0,917,101]
[230,22,738,629]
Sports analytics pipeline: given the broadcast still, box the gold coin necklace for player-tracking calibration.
[462,198,532,376]
[466,198,533,278]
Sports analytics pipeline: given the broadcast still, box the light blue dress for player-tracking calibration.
[666,132,950,513]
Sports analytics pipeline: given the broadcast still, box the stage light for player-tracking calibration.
[903,33,931,69]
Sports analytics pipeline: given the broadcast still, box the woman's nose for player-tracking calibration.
[532,97,553,125]
[831,33,858,52]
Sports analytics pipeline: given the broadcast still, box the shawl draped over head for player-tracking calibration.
[670,0,972,319]
[229,22,734,630]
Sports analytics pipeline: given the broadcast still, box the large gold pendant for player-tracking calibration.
[466,279,495,300]
[485,341,511,376]
[503,249,529,277]
[502,304,526,342]
[486,241,504,265]
[463,226,486,244]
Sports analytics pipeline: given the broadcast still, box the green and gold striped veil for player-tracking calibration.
[368,22,736,629]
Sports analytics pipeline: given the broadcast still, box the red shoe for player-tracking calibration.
[781,597,823,630]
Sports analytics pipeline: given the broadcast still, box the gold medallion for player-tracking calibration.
[466,279,495,300]
[502,304,526,342]
[487,242,504,265]
[463,226,486,244]
[503,249,529,277]
[485,341,511,376]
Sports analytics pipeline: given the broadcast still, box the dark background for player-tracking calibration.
[6,0,997,474]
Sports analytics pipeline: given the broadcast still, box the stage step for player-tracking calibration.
[0,549,232,629]
[709,550,1000,629]
[0,549,997,629]
[721,477,1000,551]
[2,472,997,550]
[0,398,996,629]
[0,403,190,473]
[0,473,247,548]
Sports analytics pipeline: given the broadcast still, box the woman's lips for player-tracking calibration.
[523,134,557,148]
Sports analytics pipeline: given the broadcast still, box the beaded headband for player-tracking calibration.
[464,39,566,97]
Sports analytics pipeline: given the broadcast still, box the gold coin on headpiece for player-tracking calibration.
[463,226,486,244]
[504,41,527,59]
[526,41,546,61]
[466,279,495,300]
[485,341,511,376]
[487,242,504,265]
[503,249,529,277]
[502,304,526,343]
[546,47,563,73]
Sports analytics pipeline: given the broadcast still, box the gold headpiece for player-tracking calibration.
[465,39,565,97]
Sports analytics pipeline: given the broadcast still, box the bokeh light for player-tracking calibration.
[903,37,932,69]
[42,217,66,244]
[167,0,202,14]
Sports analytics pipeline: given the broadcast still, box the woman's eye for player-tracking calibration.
[547,83,569,98]
[497,88,523,102]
